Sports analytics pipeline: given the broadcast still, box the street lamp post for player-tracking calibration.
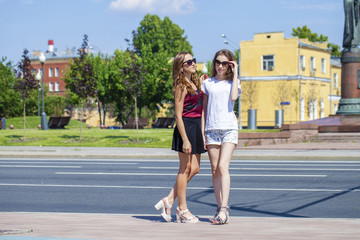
[35,71,41,116]
[222,34,242,130]
[39,53,48,130]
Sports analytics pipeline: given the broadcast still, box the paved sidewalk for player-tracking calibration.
[1,212,360,240]
[0,142,360,160]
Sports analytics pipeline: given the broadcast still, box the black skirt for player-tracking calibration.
[172,117,206,154]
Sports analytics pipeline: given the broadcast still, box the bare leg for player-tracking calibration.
[217,142,235,220]
[207,145,221,207]
[165,154,200,214]
[176,152,200,218]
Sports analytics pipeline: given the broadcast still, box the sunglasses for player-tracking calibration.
[183,58,196,66]
[215,60,229,67]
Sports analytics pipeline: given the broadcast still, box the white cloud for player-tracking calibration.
[109,0,195,14]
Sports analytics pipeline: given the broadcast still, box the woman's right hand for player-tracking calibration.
[200,74,208,83]
[182,140,192,154]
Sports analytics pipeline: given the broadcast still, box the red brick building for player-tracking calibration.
[30,40,78,96]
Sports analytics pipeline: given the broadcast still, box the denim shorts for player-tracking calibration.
[205,129,238,145]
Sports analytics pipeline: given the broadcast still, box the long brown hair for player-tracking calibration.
[210,49,236,80]
[172,52,201,95]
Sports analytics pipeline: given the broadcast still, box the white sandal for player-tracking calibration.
[176,207,199,223]
[154,197,172,222]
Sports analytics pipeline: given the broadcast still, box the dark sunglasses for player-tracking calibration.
[215,60,229,67]
[183,58,196,66]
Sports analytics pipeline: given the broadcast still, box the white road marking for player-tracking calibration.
[0,161,137,165]
[0,165,82,168]
[0,183,358,192]
[54,172,327,177]
[1,158,360,164]
[138,166,360,171]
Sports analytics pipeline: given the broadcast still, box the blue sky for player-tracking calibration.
[0,0,344,65]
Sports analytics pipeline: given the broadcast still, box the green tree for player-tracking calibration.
[14,49,39,140]
[131,14,193,113]
[292,25,341,57]
[45,95,67,116]
[64,34,97,140]
[0,58,22,118]
[122,50,143,141]
[327,43,342,57]
[111,49,131,127]
[89,53,116,126]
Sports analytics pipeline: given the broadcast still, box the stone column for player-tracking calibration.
[336,50,360,114]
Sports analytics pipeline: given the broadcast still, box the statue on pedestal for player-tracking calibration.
[337,0,360,115]
[343,0,360,49]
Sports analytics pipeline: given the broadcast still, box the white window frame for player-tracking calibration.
[262,55,274,71]
[310,57,316,71]
[49,82,53,92]
[49,68,53,77]
[313,98,318,119]
[55,82,60,92]
[300,55,305,71]
[321,58,326,73]
[320,98,325,118]
[55,67,59,77]
[334,73,339,88]
[308,98,314,120]
[300,98,305,121]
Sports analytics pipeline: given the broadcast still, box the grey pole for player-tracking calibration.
[39,54,48,130]
[36,72,41,116]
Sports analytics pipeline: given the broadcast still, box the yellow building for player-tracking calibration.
[240,32,341,127]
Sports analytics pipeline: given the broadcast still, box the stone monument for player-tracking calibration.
[337,0,360,114]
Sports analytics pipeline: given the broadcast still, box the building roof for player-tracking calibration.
[330,57,341,67]
[30,47,79,61]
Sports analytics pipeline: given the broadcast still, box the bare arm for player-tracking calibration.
[230,60,239,101]
[174,85,191,154]
[201,93,208,149]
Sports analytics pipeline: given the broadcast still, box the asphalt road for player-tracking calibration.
[0,157,359,218]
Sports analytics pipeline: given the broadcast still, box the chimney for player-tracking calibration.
[48,40,54,52]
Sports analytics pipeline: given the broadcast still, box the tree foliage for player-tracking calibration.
[0,57,22,118]
[14,49,39,140]
[292,25,328,42]
[89,53,117,125]
[292,25,341,57]
[64,34,97,139]
[65,35,97,100]
[131,14,193,112]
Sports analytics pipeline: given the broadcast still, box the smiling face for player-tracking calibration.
[181,53,196,75]
[211,49,236,80]
[215,54,230,76]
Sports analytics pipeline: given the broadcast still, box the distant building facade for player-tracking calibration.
[240,32,342,127]
[30,40,78,96]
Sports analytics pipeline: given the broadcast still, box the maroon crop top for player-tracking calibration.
[182,89,203,118]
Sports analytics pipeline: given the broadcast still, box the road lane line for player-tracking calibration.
[0,161,137,165]
[0,183,358,192]
[54,172,327,177]
[1,158,360,163]
[138,166,360,171]
[0,165,82,168]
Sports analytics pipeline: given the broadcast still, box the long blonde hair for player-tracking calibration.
[172,52,200,95]
[211,49,236,81]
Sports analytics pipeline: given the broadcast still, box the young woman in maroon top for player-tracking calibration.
[155,52,207,223]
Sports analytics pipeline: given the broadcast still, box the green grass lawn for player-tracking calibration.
[0,116,279,148]
[0,116,173,148]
